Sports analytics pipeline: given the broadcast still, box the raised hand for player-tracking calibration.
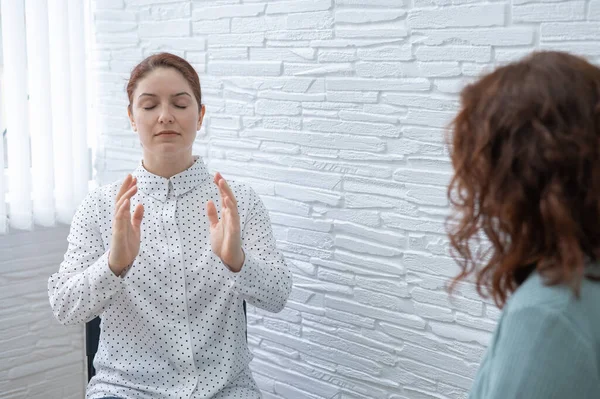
[108,174,145,276]
[206,172,245,272]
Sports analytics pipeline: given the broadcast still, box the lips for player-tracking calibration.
[155,130,180,136]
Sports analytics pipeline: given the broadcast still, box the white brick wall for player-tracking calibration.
[90,1,600,398]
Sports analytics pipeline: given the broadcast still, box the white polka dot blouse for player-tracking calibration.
[48,157,293,399]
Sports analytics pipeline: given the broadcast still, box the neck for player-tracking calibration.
[142,152,196,178]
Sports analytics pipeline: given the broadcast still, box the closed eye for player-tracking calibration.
[143,105,156,110]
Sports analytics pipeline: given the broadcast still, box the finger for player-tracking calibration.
[206,200,219,227]
[115,185,138,211]
[225,196,239,218]
[131,204,144,231]
[214,173,227,204]
[116,198,131,220]
[116,174,133,204]
[218,176,237,206]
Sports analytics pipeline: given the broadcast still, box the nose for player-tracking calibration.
[158,105,174,124]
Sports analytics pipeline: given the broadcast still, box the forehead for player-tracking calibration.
[134,67,192,96]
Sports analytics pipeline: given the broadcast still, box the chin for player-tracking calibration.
[150,143,188,155]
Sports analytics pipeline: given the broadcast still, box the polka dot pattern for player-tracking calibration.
[48,157,293,399]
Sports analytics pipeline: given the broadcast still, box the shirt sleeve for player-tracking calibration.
[48,190,124,325]
[469,305,600,399]
[230,187,292,313]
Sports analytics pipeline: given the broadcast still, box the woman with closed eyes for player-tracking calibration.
[48,53,292,399]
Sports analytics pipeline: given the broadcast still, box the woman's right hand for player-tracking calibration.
[108,174,145,276]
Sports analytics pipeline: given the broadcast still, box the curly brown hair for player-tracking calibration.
[447,51,600,308]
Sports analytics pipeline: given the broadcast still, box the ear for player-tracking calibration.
[197,104,206,131]
[128,106,137,131]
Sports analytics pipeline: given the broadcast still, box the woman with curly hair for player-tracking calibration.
[447,51,600,398]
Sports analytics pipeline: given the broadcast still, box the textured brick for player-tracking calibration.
[96,21,137,33]
[336,0,404,5]
[208,62,281,76]
[325,296,426,329]
[266,0,332,14]
[138,20,190,37]
[318,49,357,62]
[288,228,334,249]
[256,99,301,115]
[287,11,334,29]
[208,33,266,47]
[193,19,230,34]
[334,221,406,247]
[412,287,483,316]
[414,27,534,46]
[304,118,400,137]
[512,1,585,22]
[336,235,402,257]
[241,129,386,152]
[404,252,461,278]
[402,108,455,128]
[357,44,412,61]
[385,94,458,111]
[193,4,265,20]
[252,48,316,62]
[540,42,600,58]
[591,0,600,20]
[541,22,600,41]
[415,46,491,62]
[399,343,478,378]
[231,15,287,33]
[305,327,396,365]
[335,9,406,23]
[336,25,408,39]
[326,91,378,103]
[408,4,506,28]
[275,183,341,206]
[430,322,492,346]
[309,37,401,48]
[326,77,430,91]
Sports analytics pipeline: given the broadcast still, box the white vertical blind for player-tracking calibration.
[83,0,98,192]
[25,0,55,227]
[0,78,6,234]
[0,0,92,233]
[1,0,33,230]
[68,0,89,206]
[48,0,75,224]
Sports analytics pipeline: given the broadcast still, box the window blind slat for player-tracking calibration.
[68,0,89,207]
[48,0,75,224]
[1,0,33,230]
[26,0,55,227]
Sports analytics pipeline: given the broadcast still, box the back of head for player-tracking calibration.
[447,51,600,308]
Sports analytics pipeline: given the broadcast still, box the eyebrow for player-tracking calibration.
[138,92,192,99]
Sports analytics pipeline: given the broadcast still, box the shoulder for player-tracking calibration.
[79,180,122,207]
[507,272,574,311]
[74,180,123,220]
[502,272,596,343]
[227,180,260,205]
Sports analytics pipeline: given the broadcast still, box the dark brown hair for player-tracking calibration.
[447,51,600,308]
[126,52,202,112]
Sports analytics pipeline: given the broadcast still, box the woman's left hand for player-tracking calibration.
[206,172,245,272]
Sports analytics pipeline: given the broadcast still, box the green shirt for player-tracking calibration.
[469,271,600,398]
